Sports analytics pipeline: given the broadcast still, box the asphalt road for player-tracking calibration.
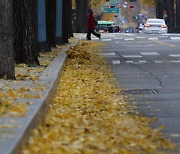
[94,32,180,147]
[76,32,180,149]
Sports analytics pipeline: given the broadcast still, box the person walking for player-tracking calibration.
[86,10,101,40]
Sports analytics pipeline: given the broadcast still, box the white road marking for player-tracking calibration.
[140,52,160,56]
[125,60,147,64]
[170,60,180,63]
[112,60,121,65]
[169,54,180,57]
[154,61,163,63]
[102,53,116,56]
[113,37,123,40]
[161,34,171,36]
[138,60,147,63]
[170,37,180,40]
[126,61,134,63]
[154,60,180,63]
[92,38,99,40]
[122,55,142,58]
[115,41,120,44]
[124,38,134,41]
[133,60,147,64]
[136,37,145,39]
[102,39,112,41]
[120,44,158,48]
[145,45,158,47]
[124,34,136,36]
[158,36,169,39]
[149,37,158,40]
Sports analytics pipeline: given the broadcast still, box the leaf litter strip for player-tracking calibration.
[22,41,175,154]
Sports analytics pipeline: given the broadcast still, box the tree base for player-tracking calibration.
[55,37,63,45]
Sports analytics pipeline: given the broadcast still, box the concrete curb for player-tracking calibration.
[0,38,79,154]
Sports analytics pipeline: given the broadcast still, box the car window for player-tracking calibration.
[147,19,165,24]
[114,26,119,30]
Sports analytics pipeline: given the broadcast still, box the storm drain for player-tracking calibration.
[122,89,159,95]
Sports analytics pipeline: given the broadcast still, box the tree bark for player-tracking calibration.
[165,0,175,29]
[75,0,89,32]
[176,0,180,26]
[68,0,74,37]
[46,0,56,48]
[13,0,39,65]
[0,0,15,79]
[62,0,68,43]
[156,0,165,19]
[62,0,73,43]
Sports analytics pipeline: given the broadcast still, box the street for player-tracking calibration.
[1,0,180,153]
[78,32,180,147]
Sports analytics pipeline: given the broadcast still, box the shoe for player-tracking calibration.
[98,34,101,39]
[87,38,91,40]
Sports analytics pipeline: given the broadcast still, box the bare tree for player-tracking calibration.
[0,0,15,79]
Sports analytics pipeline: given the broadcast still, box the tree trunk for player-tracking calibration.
[13,0,39,65]
[156,0,165,19]
[46,0,56,48]
[62,0,73,43]
[68,0,74,37]
[176,0,180,26]
[165,0,175,29]
[0,0,15,79]
[62,0,68,43]
[75,0,89,33]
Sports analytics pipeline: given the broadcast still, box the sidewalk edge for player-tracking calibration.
[9,38,80,154]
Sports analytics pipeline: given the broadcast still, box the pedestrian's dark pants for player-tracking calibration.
[87,30,100,40]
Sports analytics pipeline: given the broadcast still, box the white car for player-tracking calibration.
[143,18,167,34]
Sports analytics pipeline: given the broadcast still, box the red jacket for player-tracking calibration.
[87,13,95,30]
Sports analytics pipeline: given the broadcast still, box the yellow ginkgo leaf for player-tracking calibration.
[21,41,175,154]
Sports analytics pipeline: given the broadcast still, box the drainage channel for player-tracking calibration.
[122,89,159,95]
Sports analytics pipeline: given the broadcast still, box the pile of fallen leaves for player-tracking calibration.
[22,41,175,154]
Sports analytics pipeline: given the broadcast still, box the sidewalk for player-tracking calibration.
[0,37,79,154]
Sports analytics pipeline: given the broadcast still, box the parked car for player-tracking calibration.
[137,23,144,33]
[114,25,121,33]
[143,18,167,34]
[125,28,136,33]
[107,26,114,33]
[107,25,121,33]
[125,28,129,33]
